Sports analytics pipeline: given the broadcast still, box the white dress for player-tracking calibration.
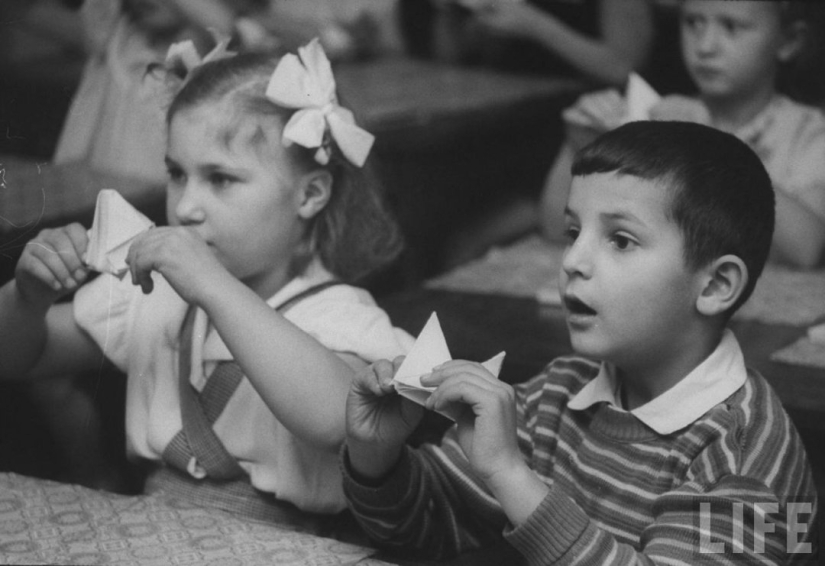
[73,260,413,513]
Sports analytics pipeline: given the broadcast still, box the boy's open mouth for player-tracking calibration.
[564,295,596,316]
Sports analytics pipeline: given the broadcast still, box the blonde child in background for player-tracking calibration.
[0,41,411,532]
[542,0,825,268]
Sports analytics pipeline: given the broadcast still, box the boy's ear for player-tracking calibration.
[778,21,807,63]
[297,169,333,220]
[696,254,748,316]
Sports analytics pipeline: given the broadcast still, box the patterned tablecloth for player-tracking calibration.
[427,235,825,368]
[0,472,390,566]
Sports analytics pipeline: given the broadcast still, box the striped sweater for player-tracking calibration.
[343,356,818,565]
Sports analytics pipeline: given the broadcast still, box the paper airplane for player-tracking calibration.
[624,73,661,122]
[83,189,154,278]
[392,312,506,421]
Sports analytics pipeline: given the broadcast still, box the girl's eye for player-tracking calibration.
[611,233,637,251]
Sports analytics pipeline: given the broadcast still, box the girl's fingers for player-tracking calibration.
[25,236,77,290]
[19,255,65,292]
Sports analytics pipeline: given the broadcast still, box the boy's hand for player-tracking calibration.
[422,360,521,484]
[125,226,230,304]
[346,357,424,480]
[563,89,626,151]
[15,224,90,309]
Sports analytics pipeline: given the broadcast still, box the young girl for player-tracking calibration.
[541,0,825,268]
[0,40,412,531]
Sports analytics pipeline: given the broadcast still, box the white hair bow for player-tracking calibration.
[265,39,374,167]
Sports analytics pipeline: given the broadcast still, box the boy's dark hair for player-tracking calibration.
[165,53,403,283]
[571,121,775,315]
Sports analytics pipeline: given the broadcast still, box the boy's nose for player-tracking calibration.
[561,236,593,279]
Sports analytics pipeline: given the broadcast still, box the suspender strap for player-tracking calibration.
[163,280,343,480]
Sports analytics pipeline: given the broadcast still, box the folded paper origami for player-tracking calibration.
[392,312,506,421]
[624,73,661,123]
[83,189,154,278]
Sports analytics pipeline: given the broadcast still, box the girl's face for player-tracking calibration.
[560,173,707,381]
[165,105,309,298]
[680,1,790,102]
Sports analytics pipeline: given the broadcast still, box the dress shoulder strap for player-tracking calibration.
[274,280,344,314]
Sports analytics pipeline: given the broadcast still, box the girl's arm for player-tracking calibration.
[479,0,653,86]
[126,227,358,452]
[0,224,103,380]
[201,272,359,452]
[771,187,825,268]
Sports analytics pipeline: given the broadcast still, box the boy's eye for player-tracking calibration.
[563,225,580,243]
[208,172,235,189]
[167,167,185,185]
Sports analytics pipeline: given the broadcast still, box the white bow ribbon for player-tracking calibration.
[265,38,374,167]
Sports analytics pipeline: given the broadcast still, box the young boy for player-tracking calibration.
[341,122,818,564]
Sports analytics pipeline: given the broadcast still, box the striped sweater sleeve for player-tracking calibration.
[342,357,818,564]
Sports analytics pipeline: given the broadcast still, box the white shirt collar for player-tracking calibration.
[568,329,747,434]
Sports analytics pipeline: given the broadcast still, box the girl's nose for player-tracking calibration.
[172,183,205,225]
[561,235,593,279]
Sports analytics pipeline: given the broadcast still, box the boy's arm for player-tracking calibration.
[343,432,508,558]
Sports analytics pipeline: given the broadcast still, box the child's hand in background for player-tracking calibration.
[473,1,540,40]
[649,94,710,124]
[422,360,520,485]
[16,224,90,309]
[126,226,230,303]
[563,88,626,151]
[346,357,424,480]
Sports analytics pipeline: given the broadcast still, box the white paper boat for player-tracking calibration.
[83,189,154,278]
[392,312,505,421]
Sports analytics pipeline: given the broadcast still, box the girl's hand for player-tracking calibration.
[16,224,90,310]
[563,89,626,151]
[345,357,424,480]
[422,360,520,484]
[125,226,230,304]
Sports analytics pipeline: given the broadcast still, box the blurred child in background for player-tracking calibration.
[542,0,825,269]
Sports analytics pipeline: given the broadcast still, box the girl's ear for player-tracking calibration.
[695,254,748,316]
[297,169,333,220]
[778,20,807,63]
